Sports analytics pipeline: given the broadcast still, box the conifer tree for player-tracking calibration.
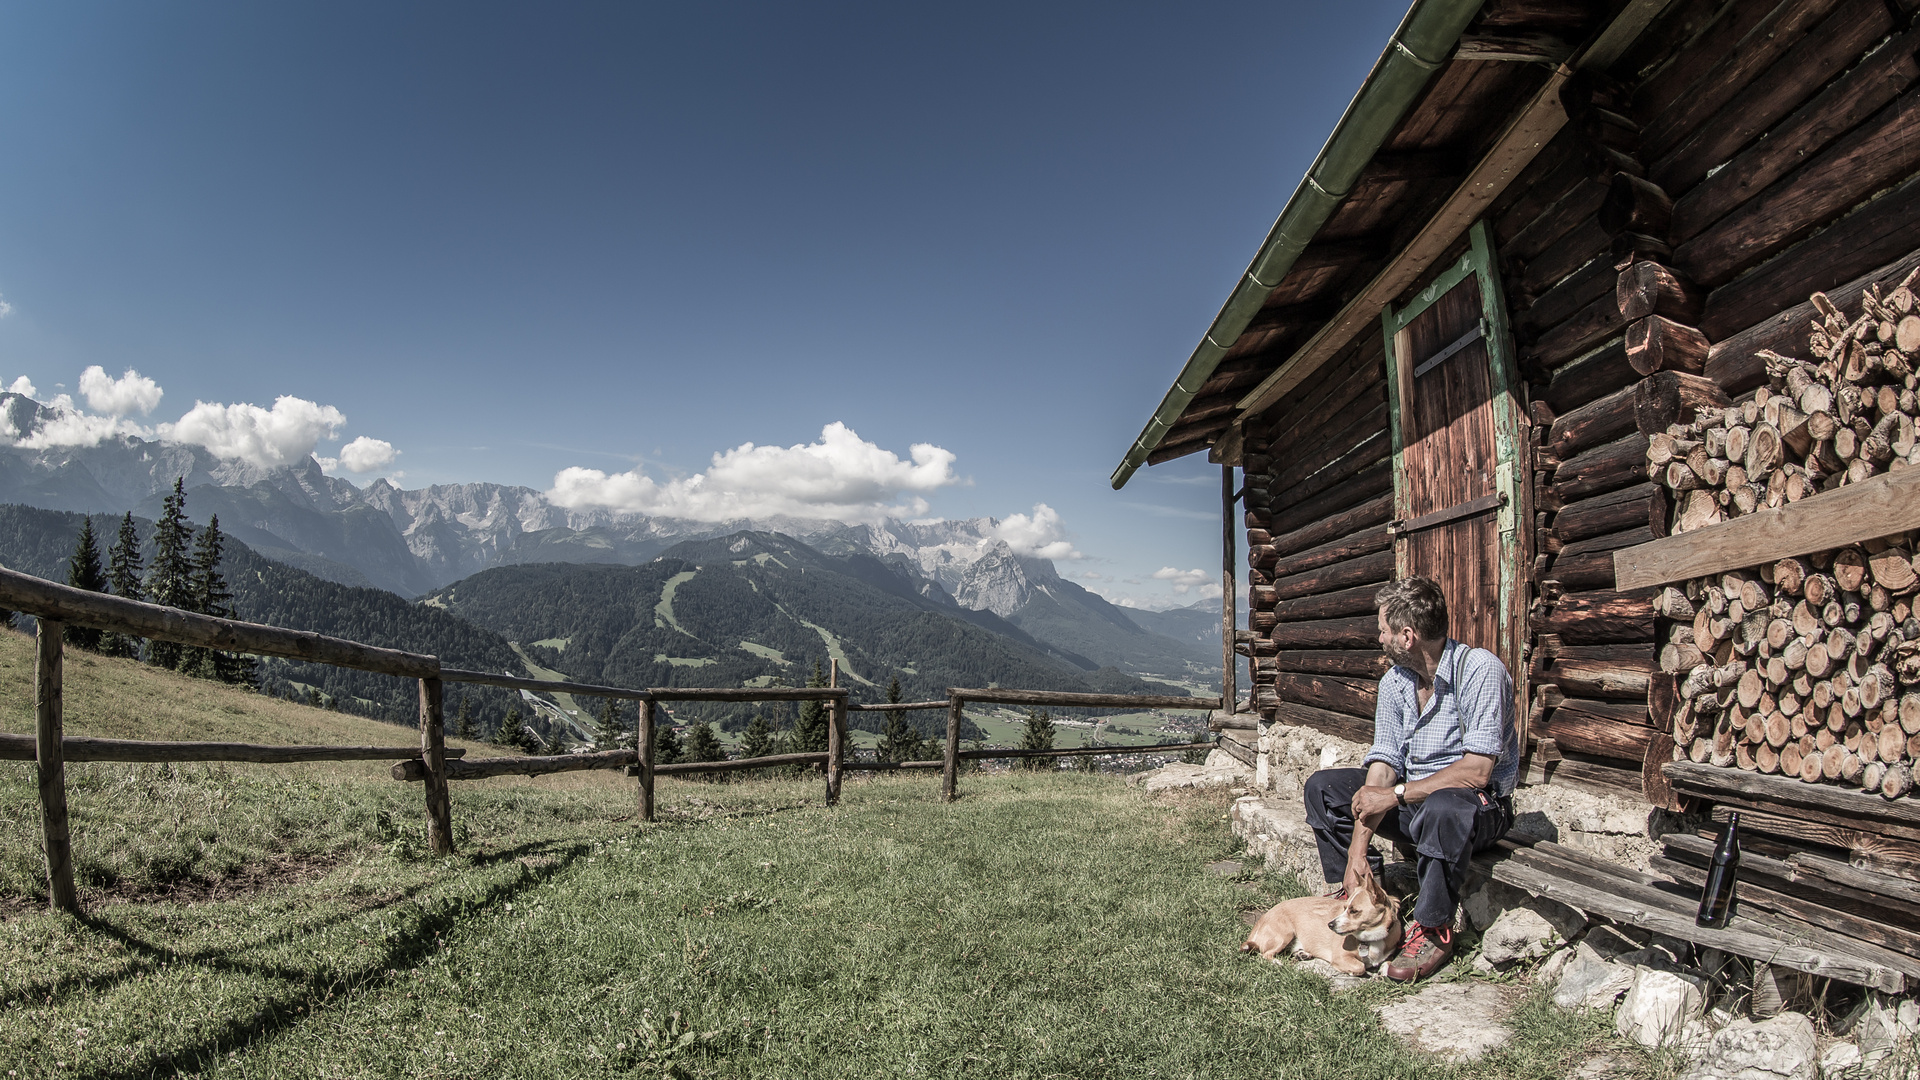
[1019,708,1056,771]
[792,660,830,753]
[64,518,107,650]
[145,478,194,670]
[880,675,921,763]
[685,722,725,781]
[493,705,521,745]
[543,723,571,756]
[101,512,145,658]
[740,713,775,761]
[595,697,624,750]
[454,696,474,740]
[653,719,684,766]
[188,515,255,684]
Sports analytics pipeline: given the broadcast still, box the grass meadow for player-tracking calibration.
[0,632,1632,1079]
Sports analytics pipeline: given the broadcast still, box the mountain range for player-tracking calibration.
[0,396,1221,682]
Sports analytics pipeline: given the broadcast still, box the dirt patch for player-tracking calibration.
[0,851,347,915]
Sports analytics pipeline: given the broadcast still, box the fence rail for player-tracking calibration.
[0,565,1222,913]
[0,735,467,764]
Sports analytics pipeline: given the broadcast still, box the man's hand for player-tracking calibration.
[1342,853,1373,898]
[1350,784,1399,824]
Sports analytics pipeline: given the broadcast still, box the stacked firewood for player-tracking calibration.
[1647,269,1920,533]
[1666,543,1920,797]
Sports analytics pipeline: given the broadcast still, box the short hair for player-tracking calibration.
[1375,576,1448,640]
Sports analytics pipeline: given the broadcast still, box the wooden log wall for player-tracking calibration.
[1241,330,1393,746]
[1491,74,1728,798]
[1530,0,1920,806]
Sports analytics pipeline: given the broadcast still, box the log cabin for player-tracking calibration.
[1115,0,1920,983]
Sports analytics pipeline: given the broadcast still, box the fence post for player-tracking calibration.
[941,693,963,802]
[418,676,454,855]
[826,660,844,806]
[637,698,656,823]
[35,619,76,913]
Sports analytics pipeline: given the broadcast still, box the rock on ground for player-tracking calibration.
[1374,982,1515,1064]
[1230,794,1325,884]
[1553,943,1635,1011]
[1615,966,1709,1047]
[1681,1012,1816,1080]
[1479,901,1585,965]
[1130,761,1249,794]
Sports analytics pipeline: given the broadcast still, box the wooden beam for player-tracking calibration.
[1614,466,1920,590]
[0,734,466,763]
[441,668,653,700]
[1455,31,1574,63]
[1237,67,1573,418]
[947,688,1220,710]
[35,621,75,914]
[1662,761,1920,830]
[647,687,847,702]
[1492,853,1904,991]
[418,676,453,856]
[0,566,438,679]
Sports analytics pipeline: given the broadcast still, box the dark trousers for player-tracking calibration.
[1304,767,1513,929]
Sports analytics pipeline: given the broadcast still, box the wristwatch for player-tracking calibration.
[1393,783,1407,806]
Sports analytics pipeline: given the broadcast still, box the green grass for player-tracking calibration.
[0,632,1633,1078]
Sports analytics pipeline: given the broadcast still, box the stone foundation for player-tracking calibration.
[1232,721,1661,886]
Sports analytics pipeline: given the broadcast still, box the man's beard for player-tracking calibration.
[1382,637,1420,671]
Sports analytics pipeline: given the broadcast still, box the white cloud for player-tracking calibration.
[78,366,163,416]
[16,406,149,449]
[6,376,35,397]
[548,422,959,522]
[1152,566,1218,596]
[336,435,397,473]
[160,396,347,468]
[995,503,1082,560]
[0,296,13,319]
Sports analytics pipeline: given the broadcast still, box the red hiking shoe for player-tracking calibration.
[1385,921,1454,982]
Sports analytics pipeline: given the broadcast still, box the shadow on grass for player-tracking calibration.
[26,839,588,1080]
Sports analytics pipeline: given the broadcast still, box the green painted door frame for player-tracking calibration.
[1379,220,1528,683]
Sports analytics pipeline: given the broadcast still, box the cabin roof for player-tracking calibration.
[1110,0,1643,488]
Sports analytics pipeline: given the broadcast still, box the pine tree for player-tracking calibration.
[145,478,194,670]
[64,518,107,651]
[101,512,145,658]
[595,697,624,750]
[740,713,775,761]
[879,676,920,762]
[792,660,830,753]
[454,696,474,740]
[653,719,684,766]
[1019,708,1056,771]
[684,723,725,781]
[494,705,528,748]
[543,722,571,756]
[188,515,256,684]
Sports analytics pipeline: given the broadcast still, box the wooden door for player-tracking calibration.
[1381,222,1527,685]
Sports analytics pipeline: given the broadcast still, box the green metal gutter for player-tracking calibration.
[1110,0,1485,490]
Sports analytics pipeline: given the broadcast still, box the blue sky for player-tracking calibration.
[0,1,1407,608]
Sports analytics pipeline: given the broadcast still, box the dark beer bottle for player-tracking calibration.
[1695,813,1741,929]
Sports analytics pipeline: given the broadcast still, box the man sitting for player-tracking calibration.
[1302,575,1518,981]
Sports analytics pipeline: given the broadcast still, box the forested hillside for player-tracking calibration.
[0,503,531,734]
[424,531,1186,733]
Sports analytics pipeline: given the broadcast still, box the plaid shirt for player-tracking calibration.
[1363,638,1519,798]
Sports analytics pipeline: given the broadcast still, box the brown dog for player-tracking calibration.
[1241,876,1403,975]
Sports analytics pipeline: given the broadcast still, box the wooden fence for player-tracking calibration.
[0,565,1219,913]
